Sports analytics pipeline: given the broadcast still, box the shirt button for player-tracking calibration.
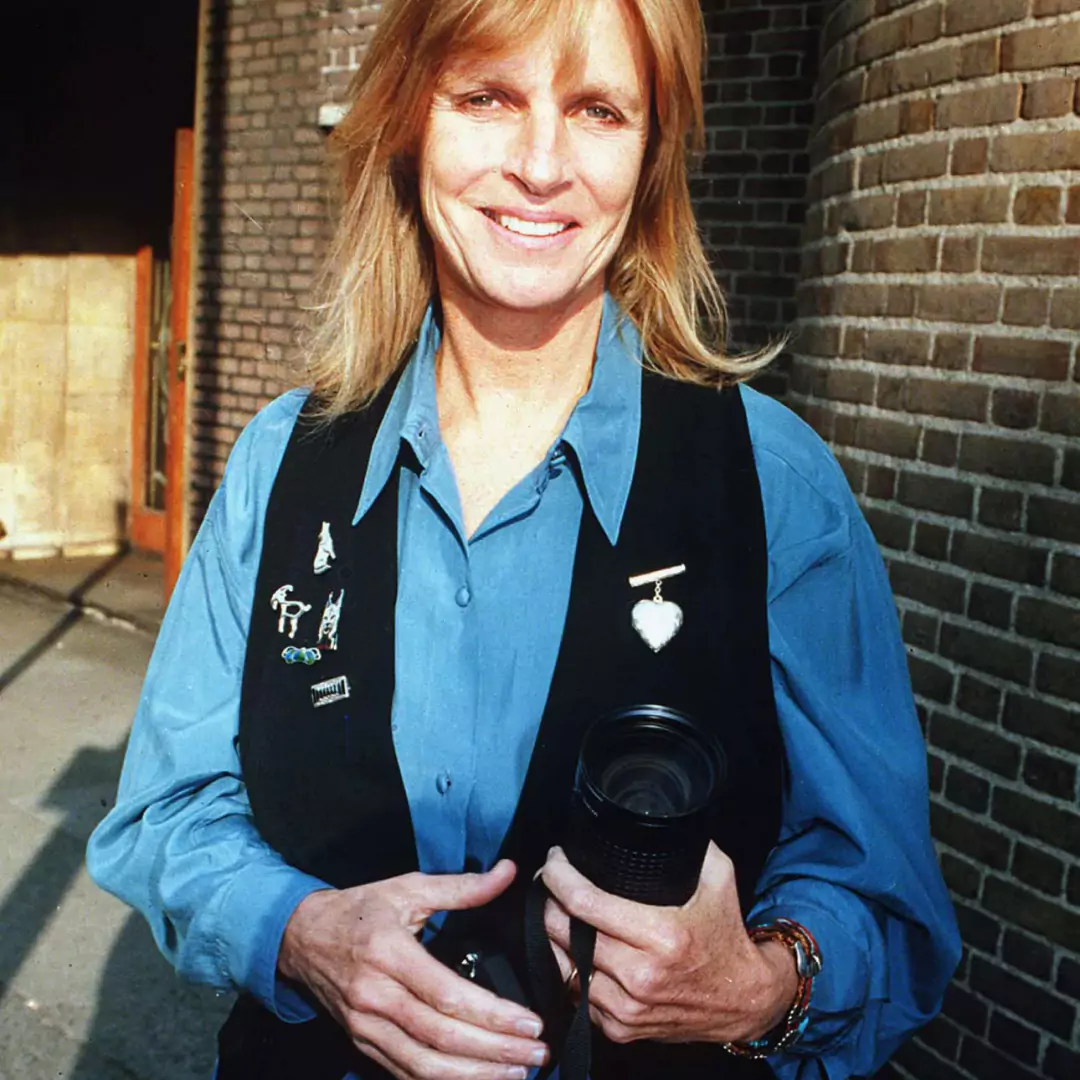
[455,585,471,607]
[436,771,452,795]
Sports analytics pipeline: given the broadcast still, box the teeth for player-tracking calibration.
[494,213,570,237]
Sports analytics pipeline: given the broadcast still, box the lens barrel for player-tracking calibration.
[563,705,725,906]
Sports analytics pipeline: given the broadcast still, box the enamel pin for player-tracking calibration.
[282,645,321,666]
[311,675,350,708]
[270,585,312,639]
[317,590,345,652]
[313,522,336,575]
[629,564,686,652]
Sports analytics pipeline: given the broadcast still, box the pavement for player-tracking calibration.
[0,551,230,1080]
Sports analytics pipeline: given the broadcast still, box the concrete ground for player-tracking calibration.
[0,552,230,1080]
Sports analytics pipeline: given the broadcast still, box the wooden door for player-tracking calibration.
[164,128,194,600]
[130,246,167,553]
[129,129,194,597]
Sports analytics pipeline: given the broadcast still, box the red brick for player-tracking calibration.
[897,189,928,226]
[991,131,1080,172]
[858,153,884,189]
[992,388,1041,429]
[941,236,979,273]
[929,185,1011,224]
[960,38,1002,80]
[855,416,921,458]
[983,237,1080,276]
[959,433,1057,484]
[855,13,910,66]
[945,0,1030,35]
[1003,23,1080,70]
[902,98,936,135]
[1013,186,1064,225]
[1004,288,1051,326]
[865,328,933,365]
[918,284,1002,323]
[952,138,989,175]
[852,103,902,146]
[903,377,990,421]
[1067,186,1080,223]
[936,84,1022,129]
[1050,290,1080,329]
[831,193,897,231]
[824,367,876,404]
[910,3,945,46]
[1023,78,1078,119]
[873,235,940,272]
[884,140,950,182]
[851,239,874,273]
[933,333,972,371]
[974,336,1072,380]
[834,281,890,316]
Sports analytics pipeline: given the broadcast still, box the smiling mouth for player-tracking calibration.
[482,209,576,237]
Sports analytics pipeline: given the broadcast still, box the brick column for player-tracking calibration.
[191,0,334,512]
[790,2,1080,1078]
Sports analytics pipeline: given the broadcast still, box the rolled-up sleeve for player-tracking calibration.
[744,388,961,1078]
[86,390,326,1021]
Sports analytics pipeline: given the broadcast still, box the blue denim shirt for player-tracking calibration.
[87,296,960,1079]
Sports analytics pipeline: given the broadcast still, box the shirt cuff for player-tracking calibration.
[747,895,871,1054]
[215,861,331,1022]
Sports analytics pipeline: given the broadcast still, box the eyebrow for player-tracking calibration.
[439,63,645,114]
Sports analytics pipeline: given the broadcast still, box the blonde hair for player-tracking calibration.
[305,0,779,416]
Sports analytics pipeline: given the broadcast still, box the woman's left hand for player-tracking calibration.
[541,842,797,1046]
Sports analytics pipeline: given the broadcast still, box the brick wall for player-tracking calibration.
[699,1,825,396]
[789,2,1080,1078]
[191,0,334,511]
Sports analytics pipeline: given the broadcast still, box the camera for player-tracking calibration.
[563,705,725,906]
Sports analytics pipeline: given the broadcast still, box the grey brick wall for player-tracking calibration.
[789,2,1080,1078]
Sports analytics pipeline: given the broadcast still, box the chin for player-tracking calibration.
[471,270,597,315]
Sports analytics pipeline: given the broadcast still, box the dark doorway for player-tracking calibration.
[0,1,200,255]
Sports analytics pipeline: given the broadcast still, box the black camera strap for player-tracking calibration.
[524,876,598,1080]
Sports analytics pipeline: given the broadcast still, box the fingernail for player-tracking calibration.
[515,1018,542,1038]
[530,1047,549,1066]
[507,1068,528,1080]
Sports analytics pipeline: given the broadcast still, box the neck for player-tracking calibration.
[435,276,604,423]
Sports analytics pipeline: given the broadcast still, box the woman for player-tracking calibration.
[87,1,960,1078]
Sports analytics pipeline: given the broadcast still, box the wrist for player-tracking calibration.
[724,919,822,1059]
[277,887,335,982]
[740,939,800,1041]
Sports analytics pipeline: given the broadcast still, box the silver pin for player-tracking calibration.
[629,564,686,653]
[311,675,350,708]
[270,584,312,639]
[314,522,336,575]
[317,589,345,652]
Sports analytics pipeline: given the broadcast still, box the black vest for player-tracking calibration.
[218,373,784,1080]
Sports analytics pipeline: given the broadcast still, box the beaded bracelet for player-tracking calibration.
[722,918,822,1059]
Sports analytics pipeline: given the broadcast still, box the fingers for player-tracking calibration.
[391,932,544,1039]
[404,860,518,919]
[351,1012,535,1080]
[349,971,547,1069]
[543,896,646,999]
[541,848,678,953]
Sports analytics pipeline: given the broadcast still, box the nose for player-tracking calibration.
[505,105,571,195]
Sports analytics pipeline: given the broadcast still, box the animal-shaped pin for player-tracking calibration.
[270,585,312,639]
[317,589,345,652]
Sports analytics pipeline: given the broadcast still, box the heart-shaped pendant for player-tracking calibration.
[631,598,684,652]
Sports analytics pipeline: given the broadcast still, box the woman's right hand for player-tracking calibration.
[277,859,548,1080]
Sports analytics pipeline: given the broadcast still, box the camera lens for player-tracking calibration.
[564,706,725,906]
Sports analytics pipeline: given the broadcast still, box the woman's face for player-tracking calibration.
[419,0,650,318]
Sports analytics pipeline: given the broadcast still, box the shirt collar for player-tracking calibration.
[353,292,642,544]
